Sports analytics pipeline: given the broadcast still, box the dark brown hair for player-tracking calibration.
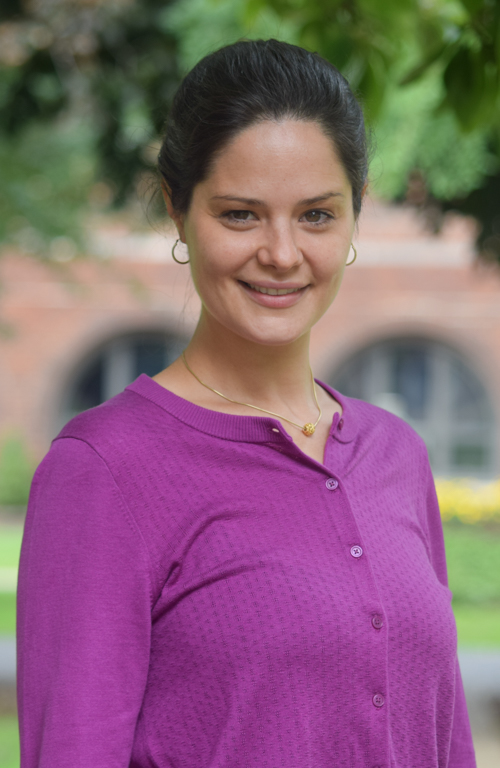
[158,39,368,217]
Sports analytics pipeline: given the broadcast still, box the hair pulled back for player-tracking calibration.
[158,39,368,217]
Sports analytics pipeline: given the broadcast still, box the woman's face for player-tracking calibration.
[166,119,358,348]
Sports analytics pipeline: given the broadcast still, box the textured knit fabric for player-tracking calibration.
[17,374,476,768]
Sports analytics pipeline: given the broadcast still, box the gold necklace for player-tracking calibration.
[181,351,322,437]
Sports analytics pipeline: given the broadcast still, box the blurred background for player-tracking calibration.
[1,0,500,765]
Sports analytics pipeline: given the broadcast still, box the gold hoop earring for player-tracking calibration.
[346,243,357,266]
[171,238,189,264]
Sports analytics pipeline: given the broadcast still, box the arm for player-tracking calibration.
[16,437,153,768]
[423,459,477,768]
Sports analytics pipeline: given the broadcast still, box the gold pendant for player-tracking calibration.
[302,423,315,437]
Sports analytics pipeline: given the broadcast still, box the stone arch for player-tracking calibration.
[57,326,188,430]
[329,333,497,477]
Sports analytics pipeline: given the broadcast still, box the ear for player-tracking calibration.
[361,180,369,200]
[161,179,186,243]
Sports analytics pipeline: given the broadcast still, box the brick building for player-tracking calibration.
[1,198,499,478]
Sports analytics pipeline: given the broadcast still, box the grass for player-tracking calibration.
[0,520,498,768]
[453,604,500,647]
[0,521,499,644]
[0,719,19,768]
[0,596,15,635]
[0,610,498,768]
[0,532,22,570]
[443,521,500,604]
[1,592,499,645]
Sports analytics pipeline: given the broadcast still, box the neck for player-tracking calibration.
[184,313,316,412]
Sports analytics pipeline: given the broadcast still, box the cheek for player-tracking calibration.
[188,228,251,288]
[188,246,238,304]
[313,256,348,313]
[315,249,347,285]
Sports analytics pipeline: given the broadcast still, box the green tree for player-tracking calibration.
[2,0,500,261]
[242,0,500,260]
[0,0,180,254]
[242,0,500,131]
[0,120,96,256]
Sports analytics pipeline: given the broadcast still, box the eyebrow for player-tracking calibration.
[210,192,344,206]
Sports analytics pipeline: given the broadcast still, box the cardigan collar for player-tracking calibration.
[126,374,358,445]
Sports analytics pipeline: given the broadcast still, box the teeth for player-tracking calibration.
[247,283,301,295]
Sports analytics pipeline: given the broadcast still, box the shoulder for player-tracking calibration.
[55,381,186,459]
[33,388,154,499]
[56,387,151,452]
[340,392,429,462]
[49,382,200,490]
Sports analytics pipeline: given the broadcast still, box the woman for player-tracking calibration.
[17,39,476,767]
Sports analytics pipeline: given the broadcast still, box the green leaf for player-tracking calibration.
[357,51,389,120]
[242,0,268,25]
[444,46,498,130]
[399,42,450,86]
[459,0,484,16]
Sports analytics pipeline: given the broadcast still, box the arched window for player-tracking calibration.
[62,331,186,424]
[331,337,496,477]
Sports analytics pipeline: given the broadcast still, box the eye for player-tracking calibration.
[223,210,257,223]
[302,210,334,225]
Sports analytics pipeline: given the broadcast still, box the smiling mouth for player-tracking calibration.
[240,281,306,296]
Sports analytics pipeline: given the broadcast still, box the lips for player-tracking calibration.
[239,280,309,308]
[245,281,304,296]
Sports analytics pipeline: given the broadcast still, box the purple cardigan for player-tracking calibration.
[17,375,476,767]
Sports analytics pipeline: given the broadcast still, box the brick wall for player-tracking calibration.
[1,200,499,472]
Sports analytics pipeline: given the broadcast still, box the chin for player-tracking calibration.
[235,326,307,347]
[209,309,313,347]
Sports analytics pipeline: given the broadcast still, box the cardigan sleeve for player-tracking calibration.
[423,457,477,768]
[16,437,153,768]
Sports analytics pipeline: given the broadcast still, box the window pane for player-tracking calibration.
[333,355,366,400]
[330,336,496,477]
[133,341,167,379]
[72,357,103,412]
[392,346,429,420]
[451,444,488,469]
[66,333,186,420]
[451,358,489,421]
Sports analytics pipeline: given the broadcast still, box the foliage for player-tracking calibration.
[164,0,500,255]
[243,0,500,261]
[163,0,299,73]
[0,0,180,207]
[1,0,500,260]
[371,70,497,203]
[242,0,500,131]
[0,119,96,256]
[0,437,34,506]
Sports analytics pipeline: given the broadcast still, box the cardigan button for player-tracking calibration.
[350,545,363,558]
[338,418,344,431]
[372,693,385,708]
[325,478,338,490]
[372,614,384,629]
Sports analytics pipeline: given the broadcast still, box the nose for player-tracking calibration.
[256,222,303,271]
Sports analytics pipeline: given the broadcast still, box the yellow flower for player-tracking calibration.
[435,478,500,524]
